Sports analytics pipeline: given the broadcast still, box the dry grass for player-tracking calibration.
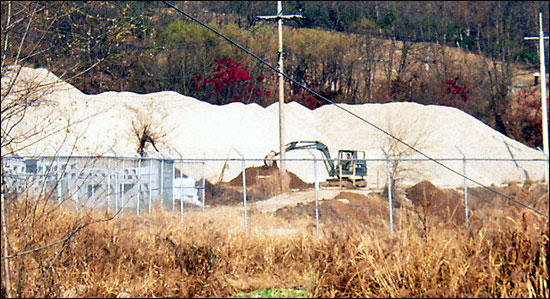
[1,190,548,298]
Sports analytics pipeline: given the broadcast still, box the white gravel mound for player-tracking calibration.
[3,67,547,188]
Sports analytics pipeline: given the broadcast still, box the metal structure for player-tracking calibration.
[2,156,205,214]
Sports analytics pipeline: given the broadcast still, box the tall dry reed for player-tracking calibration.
[1,194,548,298]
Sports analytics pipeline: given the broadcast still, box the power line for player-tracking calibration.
[161,1,549,219]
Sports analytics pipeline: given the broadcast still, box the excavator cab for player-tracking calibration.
[337,150,367,178]
[264,141,368,187]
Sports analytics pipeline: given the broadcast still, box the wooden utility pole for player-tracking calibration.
[525,12,549,186]
[257,1,303,191]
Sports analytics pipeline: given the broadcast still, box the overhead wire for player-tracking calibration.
[161,1,549,218]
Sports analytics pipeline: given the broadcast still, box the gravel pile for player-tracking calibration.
[4,67,546,188]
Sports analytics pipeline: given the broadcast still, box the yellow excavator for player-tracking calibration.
[264,141,367,188]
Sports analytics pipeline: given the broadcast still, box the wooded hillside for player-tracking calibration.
[1,1,549,147]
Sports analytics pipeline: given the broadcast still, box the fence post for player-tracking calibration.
[179,158,183,212]
[39,156,47,196]
[137,157,141,216]
[382,149,394,237]
[107,157,111,213]
[110,149,118,220]
[160,156,164,206]
[173,149,186,223]
[74,159,79,208]
[148,158,153,213]
[463,156,469,229]
[1,158,12,298]
[121,159,125,215]
[172,157,175,211]
[90,164,94,206]
[202,153,206,209]
[456,147,470,229]
[56,155,61,203]
[179,155,184,229]
[234,150,249,234]
[181,192,185,229]
[339,162,343,190]
[115,158,119,222]
[307,150,321,237]
[539,147,550,195]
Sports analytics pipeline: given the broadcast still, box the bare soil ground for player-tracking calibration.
[205,166,548,232]
[274,190,389,227]
[266,180,549,232]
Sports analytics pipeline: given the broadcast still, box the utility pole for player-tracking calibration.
[257,1,303,191]
[525,12,549,185]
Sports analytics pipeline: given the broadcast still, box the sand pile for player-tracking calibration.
[3,67,547,188]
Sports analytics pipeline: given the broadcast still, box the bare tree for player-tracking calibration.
[470,2,535,136]
[357,33,385,103]
[1,2,137,296]
[379,112,432,203]
[376,111,435,234]
[126,102,170,157]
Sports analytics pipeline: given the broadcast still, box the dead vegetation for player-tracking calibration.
[1,181,548,298]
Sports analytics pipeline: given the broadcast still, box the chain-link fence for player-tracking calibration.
[2,154,548,236]
[2,156,206,214]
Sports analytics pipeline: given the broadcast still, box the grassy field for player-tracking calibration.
[1,182,548,298]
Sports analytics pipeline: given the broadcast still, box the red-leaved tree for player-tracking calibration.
[193,57,272,106]
[287,73,328,110]
[507,86,548,148]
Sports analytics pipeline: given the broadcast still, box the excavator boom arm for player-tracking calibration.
[264,141,337,175]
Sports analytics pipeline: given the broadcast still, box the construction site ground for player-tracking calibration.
[202,167,549,234]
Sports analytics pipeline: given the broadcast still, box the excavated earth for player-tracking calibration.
[269,180,549,230]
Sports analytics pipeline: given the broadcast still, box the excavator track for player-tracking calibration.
[321,178,367,189]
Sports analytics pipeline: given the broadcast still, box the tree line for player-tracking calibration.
[1,1,549,148]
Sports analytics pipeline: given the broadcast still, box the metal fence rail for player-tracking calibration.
[2,156,206,211]
[2,154,548,236]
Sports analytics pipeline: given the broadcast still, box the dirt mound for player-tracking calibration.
[500,181,549,213]
[269,180,548,232]
[271,180,469,231]
[401,180,548,229]
[405,180,466,227]
[204,180,245,207]
[228,165,312,190]
[275,191,389,227]
[205,166,313,207]
[461,181,549,226]
[272,180,467,230]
